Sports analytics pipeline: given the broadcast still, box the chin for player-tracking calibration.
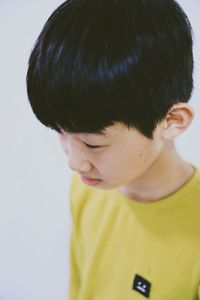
[99,182,121,190]
[91,182,113,190]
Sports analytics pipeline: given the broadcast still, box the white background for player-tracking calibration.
[0,1,199,300]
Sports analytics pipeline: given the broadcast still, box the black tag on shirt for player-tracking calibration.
[133,274,151,298]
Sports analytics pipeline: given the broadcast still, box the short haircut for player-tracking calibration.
[26,0,194,139]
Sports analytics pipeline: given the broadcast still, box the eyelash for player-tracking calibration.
[84,143,101,149]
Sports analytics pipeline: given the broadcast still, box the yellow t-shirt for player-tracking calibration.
[68,166,200,300]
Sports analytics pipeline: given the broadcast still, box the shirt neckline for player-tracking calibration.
[112,164,200,211]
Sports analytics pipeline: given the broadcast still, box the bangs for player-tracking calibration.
[27,0,144,134]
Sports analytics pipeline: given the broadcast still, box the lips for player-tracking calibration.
[83,176,99,180]
[80,175,102,186]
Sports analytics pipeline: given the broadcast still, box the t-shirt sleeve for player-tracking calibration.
[68,173,81,300]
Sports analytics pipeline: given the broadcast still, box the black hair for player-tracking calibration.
[26,0,194,139]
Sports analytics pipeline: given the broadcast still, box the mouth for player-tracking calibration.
[80,175,102,186]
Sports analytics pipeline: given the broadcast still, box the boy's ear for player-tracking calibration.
[161,103,194,140]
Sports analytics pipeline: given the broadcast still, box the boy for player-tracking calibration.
[26,0,200,299]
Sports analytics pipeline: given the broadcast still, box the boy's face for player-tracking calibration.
[58,122,165,189]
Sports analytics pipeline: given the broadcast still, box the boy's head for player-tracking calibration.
[26,0,194,188]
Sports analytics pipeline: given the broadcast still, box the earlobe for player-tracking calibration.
[161,104,194,140]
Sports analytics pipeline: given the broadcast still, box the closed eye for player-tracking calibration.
[84,143,101,149]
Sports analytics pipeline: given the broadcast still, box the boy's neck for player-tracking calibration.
[117,141,194,203]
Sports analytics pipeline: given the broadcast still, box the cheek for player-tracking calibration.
[112,141,155,176]
[134,140,162,171]
[94,150,128,179]
[96,140,162,183]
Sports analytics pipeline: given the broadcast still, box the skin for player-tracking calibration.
[58,103,195,203]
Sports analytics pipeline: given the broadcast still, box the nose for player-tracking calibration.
[68,147,92,174]
[58,132,93,173]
